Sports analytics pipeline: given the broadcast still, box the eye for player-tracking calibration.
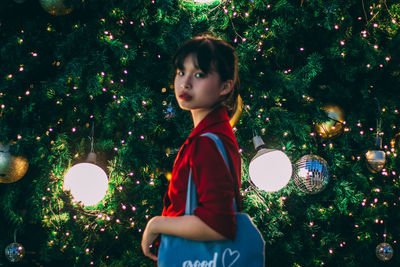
[176,70,184,76]
[194,72,205,78]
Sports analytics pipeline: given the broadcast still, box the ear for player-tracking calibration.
[219,80,234,96]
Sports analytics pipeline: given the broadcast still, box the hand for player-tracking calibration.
[141,217,159,261]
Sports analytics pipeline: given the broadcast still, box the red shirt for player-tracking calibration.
[162,107,241,240]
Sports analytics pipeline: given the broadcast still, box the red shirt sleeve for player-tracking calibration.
[190,135,237,240]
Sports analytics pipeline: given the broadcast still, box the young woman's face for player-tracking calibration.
[174,54,229,115]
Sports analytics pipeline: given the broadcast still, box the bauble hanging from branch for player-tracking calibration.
[376,242,393,261]
[39,0,73,16]
[163,102,176,120]
[315,103,345,139]
[293,154,330,194]
[365,137,386,173]
[63,153,108,206]
[365,98,386,174]
[0,144,29,183]
[4,230,25,263]
[63,122,108,206]
[248,135,293,192]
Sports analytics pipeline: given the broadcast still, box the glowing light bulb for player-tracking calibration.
[64,160,108,206]
[249,136,292,192]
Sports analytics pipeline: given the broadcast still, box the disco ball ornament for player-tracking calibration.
[376,242,393,261]
[0,144,29,183]
[293,154,330,194]
[5,242,25,263]
[315,104,345,139]
[163,103,176,120]
[39,0,73,16]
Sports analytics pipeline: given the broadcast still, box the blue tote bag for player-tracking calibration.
[158,133,265,267]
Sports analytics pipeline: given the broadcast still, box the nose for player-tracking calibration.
[181,75,191,89]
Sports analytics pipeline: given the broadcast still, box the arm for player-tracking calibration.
[141,215,226,261]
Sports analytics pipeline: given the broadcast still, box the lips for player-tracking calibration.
[179,92,192,101]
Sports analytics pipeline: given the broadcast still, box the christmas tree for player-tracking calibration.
[1,0,400,266]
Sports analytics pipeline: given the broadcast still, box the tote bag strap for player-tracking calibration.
[185,170,198,215]
[185,133,241,215]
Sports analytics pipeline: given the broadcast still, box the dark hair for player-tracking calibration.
[173,34,240,118]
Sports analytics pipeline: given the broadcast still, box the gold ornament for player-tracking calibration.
[39,0,73,16]
[390,132,400,151]
[0,144,29,183]
[165,171,172,181]
[230,95,243,127]
[315,104,345,139]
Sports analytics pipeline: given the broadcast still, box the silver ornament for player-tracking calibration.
[366,136,386,173]
[376,242,393,261]
[293,154,330,194]
[365,150,386,173]
[5,242,25,263]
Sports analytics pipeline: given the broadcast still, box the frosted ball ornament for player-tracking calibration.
[376,242,393,261]
[63,152,108,206]
[293,155,330,194]
[5,243,25,263]
[249,136,292,192]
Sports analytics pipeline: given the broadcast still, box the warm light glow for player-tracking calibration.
[249,149,292,192]
[63,163,108,206]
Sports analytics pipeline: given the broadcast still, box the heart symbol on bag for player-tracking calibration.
[222,248,240,267]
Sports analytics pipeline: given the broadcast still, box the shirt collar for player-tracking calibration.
[187,107,230,141]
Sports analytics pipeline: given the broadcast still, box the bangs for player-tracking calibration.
[173,38,216,74]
